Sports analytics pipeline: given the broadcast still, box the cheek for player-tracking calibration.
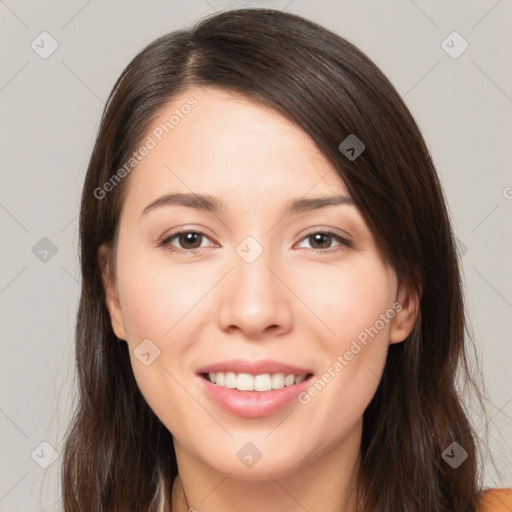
[116,244,214,342]
[290,254,396,343]
[113,249,202,433]
[114,242,219,412]
[293,256,396,427]
[331,259,396,379]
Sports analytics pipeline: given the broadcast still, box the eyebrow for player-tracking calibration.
[141,192,355,217]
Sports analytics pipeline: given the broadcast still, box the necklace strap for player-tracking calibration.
[171,474,190,512]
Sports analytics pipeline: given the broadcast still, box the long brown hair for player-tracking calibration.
[62,8,486,511]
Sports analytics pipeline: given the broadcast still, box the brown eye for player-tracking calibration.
[308,233,334,249]
[296,231,353,252]
[159,230,213,253]
[175,232,203,250]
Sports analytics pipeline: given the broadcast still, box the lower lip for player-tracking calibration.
[197,374,313,418]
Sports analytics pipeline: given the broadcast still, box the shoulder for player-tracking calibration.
[478,488,512,512]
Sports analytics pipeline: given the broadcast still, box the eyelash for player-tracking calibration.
[158,229,353,255]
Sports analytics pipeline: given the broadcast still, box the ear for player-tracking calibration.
[98,243,128,341]
[389,281,420,344]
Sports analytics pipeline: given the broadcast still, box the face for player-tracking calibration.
[101,86,418,481]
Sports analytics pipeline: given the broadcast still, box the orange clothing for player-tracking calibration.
[479,488,512,511]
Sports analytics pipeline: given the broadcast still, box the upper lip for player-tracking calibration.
[196,359,314,376]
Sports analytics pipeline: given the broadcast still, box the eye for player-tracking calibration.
[158,229,352,255]
[158,229,216,254]
[295,231,353,253]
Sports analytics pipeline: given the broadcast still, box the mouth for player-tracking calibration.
[199,371,314,392]
[195,360,315,418]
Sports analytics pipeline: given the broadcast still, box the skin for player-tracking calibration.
[100,86,419,512]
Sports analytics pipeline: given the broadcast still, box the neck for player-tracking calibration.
[170,421,361,512]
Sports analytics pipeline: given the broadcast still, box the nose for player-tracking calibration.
[216,245,293,340]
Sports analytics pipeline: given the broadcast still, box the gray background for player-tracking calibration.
[1,0,511,510]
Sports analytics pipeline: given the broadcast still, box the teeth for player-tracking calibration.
[254,373,272,392]
[237,373,254,391]
[271,373,285,389]
[225,372,237,388]
[206,372,308,391]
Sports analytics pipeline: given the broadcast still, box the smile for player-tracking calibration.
[202,371,309,391]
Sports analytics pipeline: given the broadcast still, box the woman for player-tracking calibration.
[61,8,511,512]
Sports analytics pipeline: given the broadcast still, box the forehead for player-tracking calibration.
[123,86,349,210]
